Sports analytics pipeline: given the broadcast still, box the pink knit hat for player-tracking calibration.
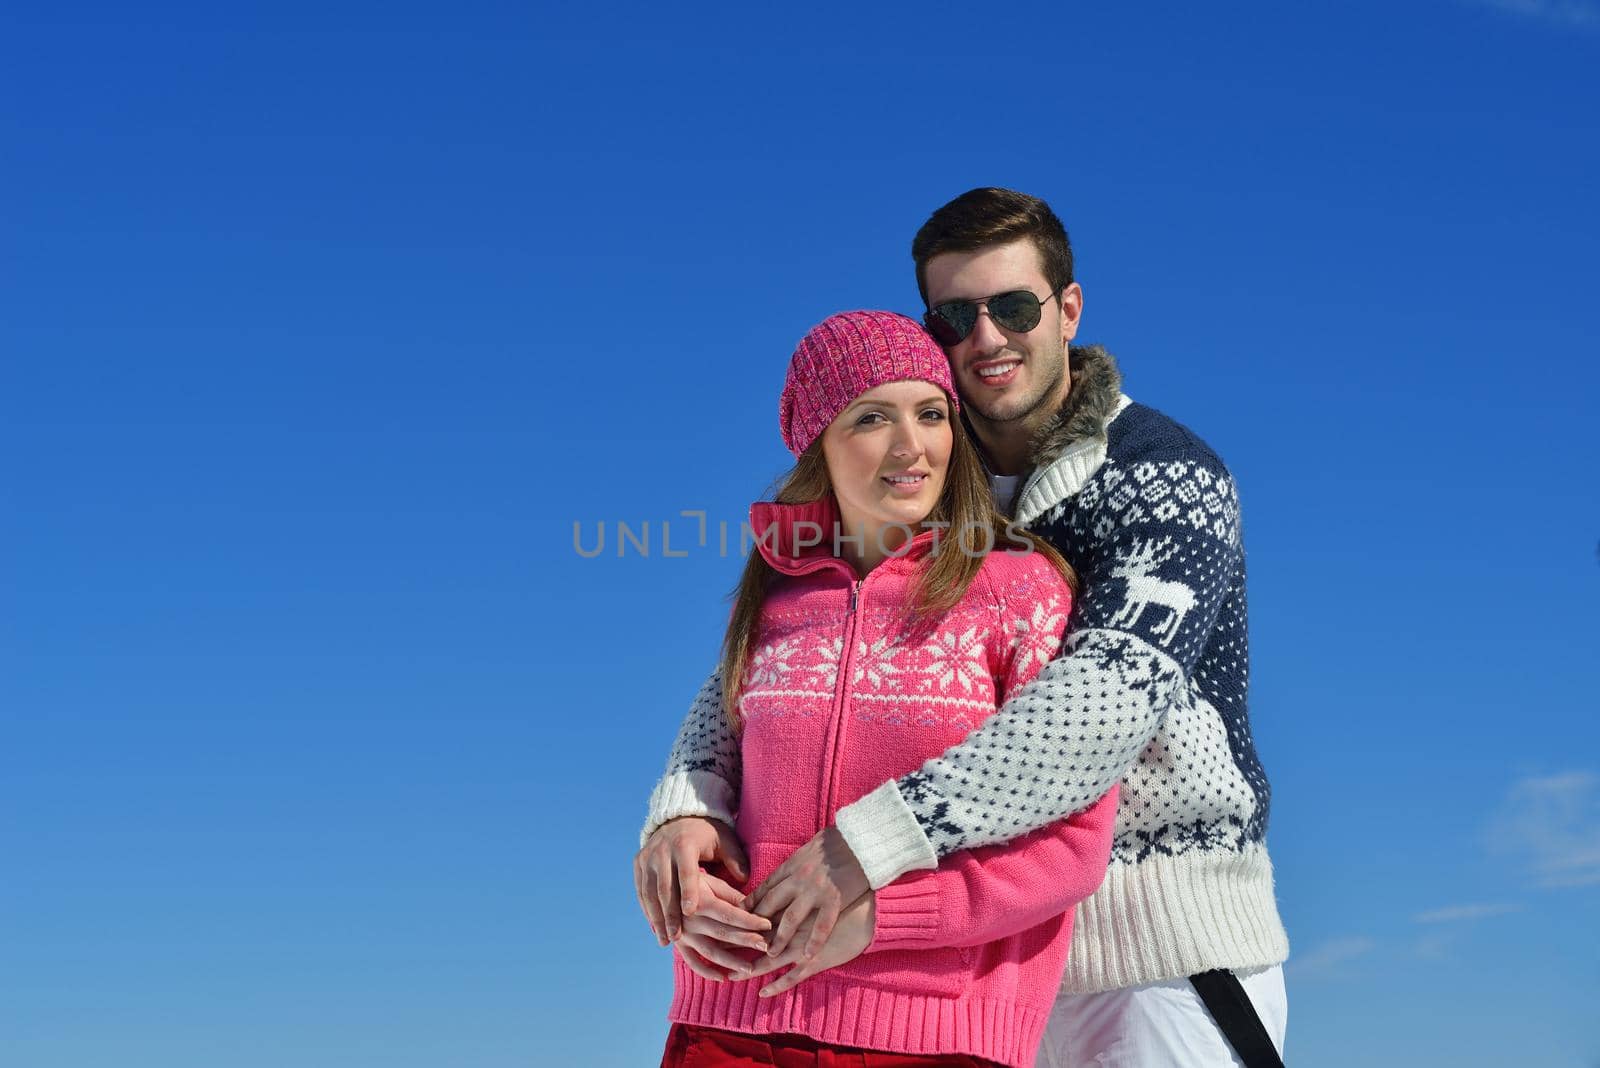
[778,310,958,457]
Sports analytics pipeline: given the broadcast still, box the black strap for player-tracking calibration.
[1189,969,1285,1067]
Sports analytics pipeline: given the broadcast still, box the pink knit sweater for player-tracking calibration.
[669,497,1118,1068]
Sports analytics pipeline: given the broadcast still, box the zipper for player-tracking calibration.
[819,576,864,825]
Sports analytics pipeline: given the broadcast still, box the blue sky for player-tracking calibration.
[2,2,1597,1065]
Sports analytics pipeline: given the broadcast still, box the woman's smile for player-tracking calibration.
[881,470,931,496]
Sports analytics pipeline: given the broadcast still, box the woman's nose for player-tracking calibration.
[888,423,921,459]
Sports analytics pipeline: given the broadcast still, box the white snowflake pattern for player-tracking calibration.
[1012,596,1069,673]
[746,637,802,689]
[919,625,990,694]
[809,637,843,689]
[853,634,906,690]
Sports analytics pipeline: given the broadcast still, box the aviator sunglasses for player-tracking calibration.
[923,289,1060,347]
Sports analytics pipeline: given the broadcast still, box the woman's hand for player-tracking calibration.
[634,816,751,944]
[673,870,772,981]
[740,890,875,997]
[744,825,870,962]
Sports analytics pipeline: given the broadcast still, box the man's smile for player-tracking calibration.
[971,357,1023,387]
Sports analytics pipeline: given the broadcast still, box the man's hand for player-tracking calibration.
[674,870,771,981]
[633,816,750,944]
[741,891,875,997]
[744,825,870,962]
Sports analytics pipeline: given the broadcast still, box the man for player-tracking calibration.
[637,188,1290,1066]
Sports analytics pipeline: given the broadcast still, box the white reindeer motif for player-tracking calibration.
[1107,539,1194,645]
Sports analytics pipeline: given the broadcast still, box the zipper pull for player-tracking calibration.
[849,579,861,614]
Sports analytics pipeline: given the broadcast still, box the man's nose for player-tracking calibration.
[966,306,1008,354]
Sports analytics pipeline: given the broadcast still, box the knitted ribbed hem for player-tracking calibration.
[834,779,938,890]
[639,771,737,848]
[669,963,1052,1068]
[865,879,942,951]
[1061,842,1291,995]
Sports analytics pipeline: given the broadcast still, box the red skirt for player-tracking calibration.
[661,1024,1002,1067]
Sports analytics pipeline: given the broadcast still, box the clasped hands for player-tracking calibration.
[633,817,873,998]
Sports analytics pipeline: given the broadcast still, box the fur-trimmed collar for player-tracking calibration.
[1008,345,1131,527]
[1027,344,1124,467]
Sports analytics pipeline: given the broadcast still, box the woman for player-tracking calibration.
[649,311,1118,1068]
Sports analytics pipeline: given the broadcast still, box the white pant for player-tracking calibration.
[1038,965,1287,1067]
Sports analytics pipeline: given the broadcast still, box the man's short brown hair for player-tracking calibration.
[912,187,1075,306]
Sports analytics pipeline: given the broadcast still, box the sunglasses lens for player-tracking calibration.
[925,303,975,347]
[989,291,1043,333]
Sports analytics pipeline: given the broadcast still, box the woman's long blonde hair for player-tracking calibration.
[718,410,1075,729]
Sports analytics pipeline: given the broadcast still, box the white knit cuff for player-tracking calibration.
[834,779,938,889]
[639,771,738,848]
